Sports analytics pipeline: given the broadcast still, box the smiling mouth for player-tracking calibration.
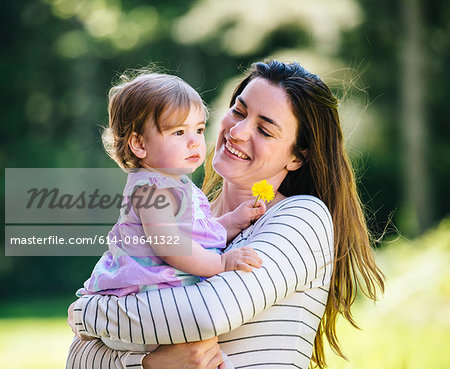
[225,141,249,160]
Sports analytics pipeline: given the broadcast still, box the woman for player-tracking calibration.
[67,60,384,369]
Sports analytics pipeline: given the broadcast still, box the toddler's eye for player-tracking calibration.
[173,130,184,136]
[197,128,205,134]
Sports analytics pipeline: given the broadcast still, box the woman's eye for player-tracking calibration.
[258,127,272,137]
[232,109,244,117]
[173,130,184,136]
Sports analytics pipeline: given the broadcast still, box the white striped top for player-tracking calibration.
[68,195,334,369]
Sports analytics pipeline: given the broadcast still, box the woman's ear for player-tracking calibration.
[286,149,308,171]
[128,132,147,159]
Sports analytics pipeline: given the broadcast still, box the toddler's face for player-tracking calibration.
[139,105,207,175]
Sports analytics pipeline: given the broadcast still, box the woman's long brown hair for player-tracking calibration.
[203,60,385,368]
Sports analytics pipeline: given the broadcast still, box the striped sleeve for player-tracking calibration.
[72,196,333,346]
[66,337,146,369]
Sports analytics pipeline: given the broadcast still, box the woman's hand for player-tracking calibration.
[67,301,96,341]
[142,337,224,369]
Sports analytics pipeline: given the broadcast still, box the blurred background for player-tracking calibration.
[1,0,449,368]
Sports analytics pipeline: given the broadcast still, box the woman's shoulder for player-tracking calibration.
[266,194,332,226]
[254,194,333,251]
[229,194,334,272]
[231,194,333,248]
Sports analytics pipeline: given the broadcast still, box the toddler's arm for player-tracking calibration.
[217,199,266,242]
[135,186,262,277]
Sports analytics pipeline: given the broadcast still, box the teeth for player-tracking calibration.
[225,141,248,159]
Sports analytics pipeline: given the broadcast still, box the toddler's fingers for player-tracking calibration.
[236,262,253,272]
[235,253,262,269]
[258,199,267,208]
[253,205,265,217]
[239,246,255,252]
[255,199,266,212]
[241,247,263,264]
[243,255,262,268]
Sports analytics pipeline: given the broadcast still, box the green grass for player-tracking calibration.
[1,219,449,368]
[326,218,450,368]
[325,304,450,369]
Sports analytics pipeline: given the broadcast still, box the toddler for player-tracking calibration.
[76,71,265,366]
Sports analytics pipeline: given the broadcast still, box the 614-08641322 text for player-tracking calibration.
[8,234,180,246]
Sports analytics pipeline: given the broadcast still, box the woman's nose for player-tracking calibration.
[229,120,251,141]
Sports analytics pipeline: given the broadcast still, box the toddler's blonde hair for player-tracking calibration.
[102,71,206,169]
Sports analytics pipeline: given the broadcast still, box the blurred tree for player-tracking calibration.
[339,0,449,237]
[399,0,433,236]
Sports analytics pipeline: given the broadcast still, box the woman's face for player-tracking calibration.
[213,77,301,189]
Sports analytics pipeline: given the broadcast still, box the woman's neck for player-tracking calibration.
[211,182,249,216]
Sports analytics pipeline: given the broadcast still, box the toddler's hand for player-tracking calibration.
[221,246,263,272]
[232,199,267,230]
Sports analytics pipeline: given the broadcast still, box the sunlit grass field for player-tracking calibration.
[1,219,449,369]
[0,317,73,369]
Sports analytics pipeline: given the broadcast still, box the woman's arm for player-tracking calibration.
[66,336,224,369]
[66,337,145,369]
[72,196,333,345]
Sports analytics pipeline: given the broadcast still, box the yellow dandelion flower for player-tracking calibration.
[251,180,275,204]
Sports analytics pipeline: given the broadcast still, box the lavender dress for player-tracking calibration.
[77,170,227,297]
